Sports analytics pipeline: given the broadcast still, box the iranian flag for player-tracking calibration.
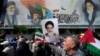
[35,29,45,43]
[80,28,100,56]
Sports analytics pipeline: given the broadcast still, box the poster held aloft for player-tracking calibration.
[41,18,59,43]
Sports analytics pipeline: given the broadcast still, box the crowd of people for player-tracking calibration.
[0,33,94,56]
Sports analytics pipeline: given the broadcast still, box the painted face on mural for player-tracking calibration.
[86,2,94,10]
[33,13,40,20]
[7,5,16,15]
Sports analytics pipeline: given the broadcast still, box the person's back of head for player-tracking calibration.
[45,45,52,56]
[34,43,47,56]
[17,38,25,46]
[16,41,33,56]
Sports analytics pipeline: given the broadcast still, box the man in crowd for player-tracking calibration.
[49,35,85,56]
[0,41,14,56]
[16,38,33,56]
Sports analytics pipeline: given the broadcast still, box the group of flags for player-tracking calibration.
[35,28,100,56]
[80,28,100,56]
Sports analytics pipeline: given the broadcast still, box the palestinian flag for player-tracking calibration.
[80,28,100,56]
[35,29,45,44]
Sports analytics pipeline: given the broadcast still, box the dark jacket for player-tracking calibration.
[0,45,7,56]
[34,43,52,56]
[16,43,33,56]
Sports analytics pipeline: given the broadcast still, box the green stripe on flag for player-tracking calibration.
[35,29,43,38]
[35,34,42,37]
[86,43,100,56]
[35,32,42,35]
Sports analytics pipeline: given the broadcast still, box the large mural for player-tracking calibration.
[0,0,100,27]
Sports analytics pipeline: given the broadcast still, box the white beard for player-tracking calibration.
[87,9,93,14]
[87,9,93,21]
[7,11,15,16]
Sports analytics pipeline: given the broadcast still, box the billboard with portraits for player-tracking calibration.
[0,0,100,28]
